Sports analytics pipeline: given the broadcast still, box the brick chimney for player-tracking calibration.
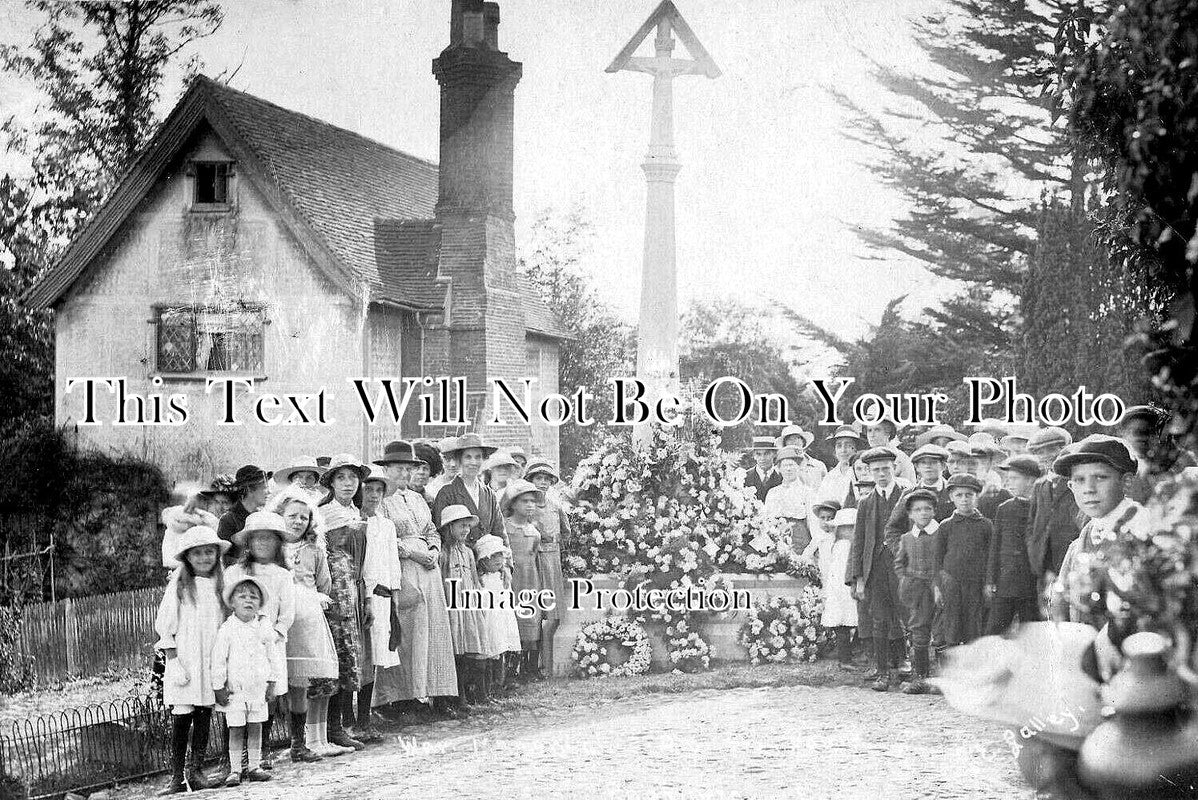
[429,0,529,447]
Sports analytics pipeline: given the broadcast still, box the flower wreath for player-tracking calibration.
[572,617,654,678]
[737,588,825,666]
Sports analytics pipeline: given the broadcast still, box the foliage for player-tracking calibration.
[1019,195,1161,411]
[0,606,34,694]
[736,589,825,666]
[1059,0,1198,432]
[519,209,634,472]
[572,617,652,678]
[680,298,818,451]
[0,0,223,434]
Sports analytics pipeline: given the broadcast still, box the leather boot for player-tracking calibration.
[290,712,321,762]
[185,707,212,789]
[870,637,892,691]
[158,713,190,795]
[327,691,365,751]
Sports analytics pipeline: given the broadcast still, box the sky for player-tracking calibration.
[1,0,956,343]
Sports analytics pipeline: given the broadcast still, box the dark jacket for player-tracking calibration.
[986,496,1035,598]
[936,512,992,583]
[216,502,252,565]
[978,485,1012,522]
[883,484,954,550]
[1026,474,1080,577]
[431,476,506,547]
[745,467,782,503]
[847,483,904,585]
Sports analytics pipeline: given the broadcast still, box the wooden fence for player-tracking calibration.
[16,587,162,683]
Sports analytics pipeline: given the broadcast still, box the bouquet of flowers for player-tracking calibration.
[737,588,825,665]
[572,617,654,678]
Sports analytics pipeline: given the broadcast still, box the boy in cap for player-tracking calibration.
[1050,435,1146,627]
[777,425,827,491]
[1025,428,1080,590]
[744,436,782,503]
[864,419,916,484]
[817,426,861,508]
[935,473,992,648]
[944,440,978,480]
[984,455,1043,634]
[847,447,909,691]
[893,489,942,694]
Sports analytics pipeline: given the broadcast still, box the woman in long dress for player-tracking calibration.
[431,433,507,547]
[373,440,459,716]
[524,462,568,679]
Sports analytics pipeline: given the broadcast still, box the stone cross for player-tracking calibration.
[608,2,719,445]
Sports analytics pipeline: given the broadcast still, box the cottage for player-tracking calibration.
[25,0,567,480]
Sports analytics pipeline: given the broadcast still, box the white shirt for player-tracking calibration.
[908,520,940,538]
[764,481,810,519]
[817,463,854,506]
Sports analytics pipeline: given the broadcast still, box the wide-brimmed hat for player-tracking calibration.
[198,473,238,499]
[523,461,560,483]
[860,446,898,465]
[827,426,862,444]
[749,436,777,452]
[173,525,231,564]
[1027,427,1072,452]
[233,511,289,548]
[916,424,967,448]
[910,444,950,465]
[436,436,460,454]
[374,440,422,466]
[439,504,479,530]
[776,425,814,449]
[998,454,1043,479]
[233,465,268,490]
[484,450,520,471]
[903,488,940,510]
[362,464,397,496]
[946,473,984,493]
[1052,435,1137,477]
[319,453,370,487]
[832,507,858,527]
[500,478,545,513]
[775,446,804,464]
[811,499,841,516]
[223,574,271,609]
[442,432,498,457]
[273,456,326,485]
[321,502,362,533]
[475,534,506,561]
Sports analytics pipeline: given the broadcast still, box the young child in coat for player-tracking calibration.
[212,575,282,787]
[222,511,296,776]
[985,455,1043,634]
[319,502,367,752]
[474,534,522,697]
[154,526,229,794]
[525,462,570,680]
[893,490,942,695]
[935,474,992,650]
[439,504,491,704]
[501,480,549,680]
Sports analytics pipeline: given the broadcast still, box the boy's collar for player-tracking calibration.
[952,508,983,519]
[909,520,940,536]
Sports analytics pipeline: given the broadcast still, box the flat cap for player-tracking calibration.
[1027,427,1072,452]
[902,488,940,509]
[946,473,984,493]
[997,454,1042,478]
[1052,434,1137,477]
[910,444,950,464]
[860,446,899,465]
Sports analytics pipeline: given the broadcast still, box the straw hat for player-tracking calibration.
[319,453,370,487]
[523,461,560,483]
[172,525,231,564]
[827,426,862,443]
[363,464,398,496]
[436,436,460,454]
[439,504,479,530]
[475,534,506,561]
[233,511,288,548]
[441,432,498,457]
[776,425,814,449]
[223,574,271,609]
[484,450,520,471]
[500,478,544,514]
[749,436,777,451]
[776,446,804,464]
[273,455,326,485]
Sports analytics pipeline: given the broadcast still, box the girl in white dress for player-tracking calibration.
[154,525,229,794]
[764,446,813,553]
[475,534,521,695]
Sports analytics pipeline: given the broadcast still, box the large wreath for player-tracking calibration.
[572,617,654,678]
[737,588,825,666]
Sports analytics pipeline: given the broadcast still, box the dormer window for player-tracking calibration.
[192,161,231,208]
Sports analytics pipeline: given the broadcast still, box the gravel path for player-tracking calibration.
[123,684,1032,799]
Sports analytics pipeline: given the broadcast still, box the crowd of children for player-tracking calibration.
[757,407,1191,695]
[154,435,570,793]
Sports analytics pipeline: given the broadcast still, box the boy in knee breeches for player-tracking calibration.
[893,489,942,694]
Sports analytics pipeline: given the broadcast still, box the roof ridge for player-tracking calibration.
[192,74,439,171]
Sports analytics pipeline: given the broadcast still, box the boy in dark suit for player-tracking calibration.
[744,436,781,502]
[847,447,907,691]
[935,473,992,648]
[893,488,942,695]
[985,455,1042,634]
[1025,427,1080,593]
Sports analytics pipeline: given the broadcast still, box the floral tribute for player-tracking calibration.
[571,617,653,678]
[567,412,814,672]
[736,588,826,665]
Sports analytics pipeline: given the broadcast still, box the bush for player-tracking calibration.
[0,606,33,693]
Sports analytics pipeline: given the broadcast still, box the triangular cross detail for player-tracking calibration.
[605,1,720,78]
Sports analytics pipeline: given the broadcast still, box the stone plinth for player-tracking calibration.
[552,573,812,677]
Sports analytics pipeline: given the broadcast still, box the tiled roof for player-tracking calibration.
[373,219,446,309]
